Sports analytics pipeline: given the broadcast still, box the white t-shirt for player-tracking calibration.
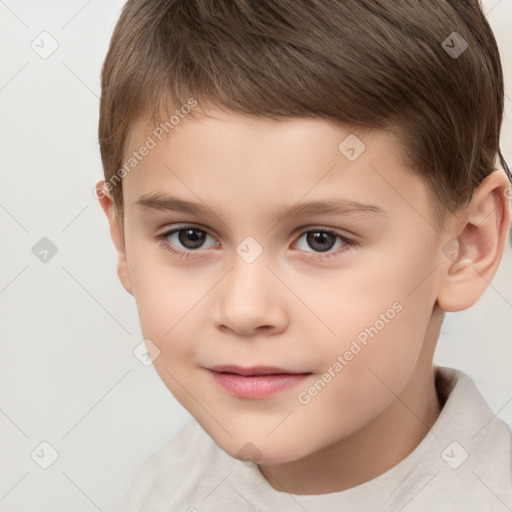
[122,366,512,511]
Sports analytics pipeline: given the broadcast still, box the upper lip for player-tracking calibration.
[208,365,309,376]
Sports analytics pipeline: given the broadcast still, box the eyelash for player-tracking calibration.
[156,225,359,261]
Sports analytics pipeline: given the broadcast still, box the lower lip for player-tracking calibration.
[208,370,310,399]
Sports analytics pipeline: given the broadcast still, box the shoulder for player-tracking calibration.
[137,418,210,470]
[122,419,230,511]
[417,366,512,509]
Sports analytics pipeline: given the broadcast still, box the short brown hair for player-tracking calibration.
[98,0,511,236]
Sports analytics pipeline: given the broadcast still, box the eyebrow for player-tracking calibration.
[135,193,386,223]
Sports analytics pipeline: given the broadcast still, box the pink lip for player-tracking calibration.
[207,365,311,399]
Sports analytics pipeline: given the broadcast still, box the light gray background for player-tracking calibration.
[0,1,511,510]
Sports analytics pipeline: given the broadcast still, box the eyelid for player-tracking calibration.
[155,223,215,241]
[157,223,355,244]
[157,223,360,260]
[159,224,219,246]
[293,224,358,240]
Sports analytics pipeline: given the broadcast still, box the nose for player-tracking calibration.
[213,256,288,337]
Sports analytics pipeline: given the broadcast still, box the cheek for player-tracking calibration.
[131,273,203,405]
[307,249,437,414]
[318,308,423,411]
[127,253,202,356]
[282,307,428,458]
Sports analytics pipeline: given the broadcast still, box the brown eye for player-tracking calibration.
[176,228,207,249]
[305,231,337,252]
[158,225,218,256]
[295,228,355,257]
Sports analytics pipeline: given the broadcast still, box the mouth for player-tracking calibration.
[207,365,312,399]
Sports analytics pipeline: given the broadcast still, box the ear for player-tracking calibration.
[437,168,512,312]
[95,181,134,296]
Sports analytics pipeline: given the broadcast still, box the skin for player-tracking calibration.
[97,108,511,495]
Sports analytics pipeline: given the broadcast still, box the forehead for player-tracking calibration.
[125,107,393,159]
[121,110,433,227]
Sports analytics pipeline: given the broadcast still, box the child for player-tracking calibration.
[96,0,512,510]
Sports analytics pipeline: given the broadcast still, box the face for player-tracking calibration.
[109,109,449,464]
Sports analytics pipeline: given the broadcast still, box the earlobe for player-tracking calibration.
[96,180,134,296]
[436,169,512,312]
[116,251,134,296]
